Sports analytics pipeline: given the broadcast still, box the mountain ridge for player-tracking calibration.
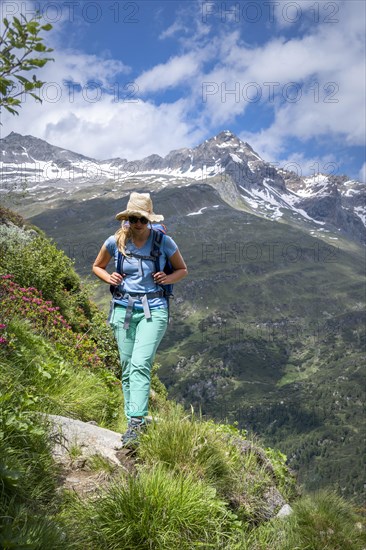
[1,130,365,244]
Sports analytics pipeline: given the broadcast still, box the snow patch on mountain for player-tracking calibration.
[354,207,366,225]
[187,207,208,216]
[187,205,220,216]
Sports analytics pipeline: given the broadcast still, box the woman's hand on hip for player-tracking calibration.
[109,272,124,285]
[153,271,169,285]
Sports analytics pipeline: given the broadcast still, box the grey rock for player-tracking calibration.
[46,414,123,466]
[276,503,293,518]
[262,486,287,519]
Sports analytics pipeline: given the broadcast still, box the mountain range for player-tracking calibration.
[1,130,365,244]
[0,130,365,503]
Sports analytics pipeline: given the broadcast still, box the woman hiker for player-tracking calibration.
[92,192,188,447]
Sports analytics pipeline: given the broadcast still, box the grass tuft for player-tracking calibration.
[286,489,366,550]
[242,489,366,550]
[64,463,243,549]
[138,403,235,494]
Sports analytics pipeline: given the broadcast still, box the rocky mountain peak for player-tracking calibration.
[215,129,239,143]
[189,131,263,174]
[7,131,22,139]
[201,130,262,159]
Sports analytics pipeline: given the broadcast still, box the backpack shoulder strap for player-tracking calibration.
[152,228,164,248]
[110,249,124,297]
[116,250,124,275]
[151,228,163,272]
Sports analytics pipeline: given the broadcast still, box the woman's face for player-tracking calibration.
[128,216,150,237]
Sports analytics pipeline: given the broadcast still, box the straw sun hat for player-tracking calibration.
[115,192,164,222]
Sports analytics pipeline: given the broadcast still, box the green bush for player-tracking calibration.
[64,464,243,549]
[0,209,120,379]
[0,205,28,228]
[0,222,34,250]
[0,274,120,374]
[0,504,67,550]
[0,232,80,304]
[0,228,121,373]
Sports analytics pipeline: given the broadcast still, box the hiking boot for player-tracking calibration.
[121,418,146,448]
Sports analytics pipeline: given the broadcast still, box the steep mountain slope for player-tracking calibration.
[26,183,366,502]
[1,131,365,502]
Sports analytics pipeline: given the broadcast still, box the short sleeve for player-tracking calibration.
[104,235,117,257]
[163,234,178,258]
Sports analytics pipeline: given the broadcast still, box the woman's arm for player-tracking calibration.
[92,245,124,286]
[153,248,188,285]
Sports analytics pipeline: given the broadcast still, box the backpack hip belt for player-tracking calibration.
[113,290,165,329]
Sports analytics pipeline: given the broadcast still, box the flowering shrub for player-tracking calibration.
[0,215,120,374]
[0,274,103,370]
[0,231,81,323]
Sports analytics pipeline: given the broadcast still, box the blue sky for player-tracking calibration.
[1,0,365,181]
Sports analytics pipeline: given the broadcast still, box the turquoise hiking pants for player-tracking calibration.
[110,305,168,419]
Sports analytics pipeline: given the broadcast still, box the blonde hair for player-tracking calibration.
[115,222,133,255]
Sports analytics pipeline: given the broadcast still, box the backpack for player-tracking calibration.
[110,223,174,296]
[108,224,174,326]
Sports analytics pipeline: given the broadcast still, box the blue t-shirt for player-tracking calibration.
[104,230,178,310]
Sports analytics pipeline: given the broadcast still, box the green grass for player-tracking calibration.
[1,318,124,430]
[68,444,83,460]
[138,403,236,494]
[0,503,67,550]
[286,490,365,550]
[63,464,243,550]
[237,490,366,550]
[139,406,298,523]
[276,361,320,387]
[59,409,365,549]
[86,454,116,474]
[0,398,66,549]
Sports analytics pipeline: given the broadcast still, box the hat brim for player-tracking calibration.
[115,209,164,222]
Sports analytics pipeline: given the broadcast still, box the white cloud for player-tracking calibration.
[159,20,186,40]
[0,20,200,159]
[136,53,201,94]
[43,98,204,160]
[273,152,338,180]
[195,1,365,163]
[3,92,204,160]
[159,0,211,44]
[272,0,345,29]
[1,33,201,160]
